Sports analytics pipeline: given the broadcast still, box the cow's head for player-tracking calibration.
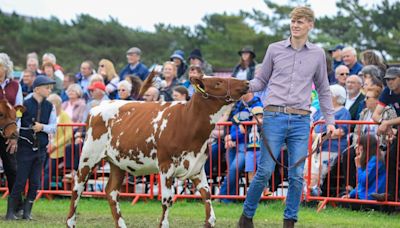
[0,100,25,139]
[189,65,249,103]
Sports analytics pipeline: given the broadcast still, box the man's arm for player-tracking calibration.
[249,46,273,92]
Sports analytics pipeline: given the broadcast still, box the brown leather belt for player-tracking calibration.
[264,105,311,116]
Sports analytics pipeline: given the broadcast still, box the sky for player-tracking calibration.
[0,0,382,32]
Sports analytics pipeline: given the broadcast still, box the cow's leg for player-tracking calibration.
[191,168,216,228]
[105,163,126,228]
[159,169,175,228]
[66,165,92,228]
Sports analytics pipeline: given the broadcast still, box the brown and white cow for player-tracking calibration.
[66,75,248,228]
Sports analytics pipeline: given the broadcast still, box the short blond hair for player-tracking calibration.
[290,6,315,22]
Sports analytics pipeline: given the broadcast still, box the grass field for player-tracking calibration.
[0,197,399,227]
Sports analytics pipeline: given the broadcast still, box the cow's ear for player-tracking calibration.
[14,105,26,118]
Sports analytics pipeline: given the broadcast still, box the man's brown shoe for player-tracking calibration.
[238,213,254,228]
[371,193,394,202]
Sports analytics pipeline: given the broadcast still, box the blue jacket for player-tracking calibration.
[119,62,149,81]
[349,156,386,200]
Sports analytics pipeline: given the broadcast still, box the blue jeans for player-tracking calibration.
[220,143,245,203]
[243,111,310,221]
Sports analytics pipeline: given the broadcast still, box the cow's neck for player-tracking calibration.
[185,93,230,134]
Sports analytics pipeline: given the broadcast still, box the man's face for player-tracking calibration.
[127,53,140,65]
[89,88,104,100]
[27,59,38,71]
[342,50,356,66]
[386,76,400,92]
[345,76,362,95]
[143,89,156,101]
[80,63,92,77]
[335,67,349,86]
[23,72,35,86]
[332,49,342,59]
[290,17,313,40]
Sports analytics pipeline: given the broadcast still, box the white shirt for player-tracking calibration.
[345,92,361,110]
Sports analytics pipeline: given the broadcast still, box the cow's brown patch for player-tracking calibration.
[90,114,108,141]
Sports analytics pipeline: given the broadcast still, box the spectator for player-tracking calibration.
[124,75,143,100]
[172,86,190,101]
[232,46,257,80]
[82,74,104,101]
[142,86,159,101]
[159,61,179,101]
[328,44,344,70]
[371,67,400,202]
[61,73,77,102]
[7,76,57,220]
[326,54,336,85]
[61,84,86,123]
[343,135,386,200]
[182,48,213,84]
[119,47,149,81]
[42,52,64,81]
[75,60,95,96]
[0,53,23,207]
[41,61,63,95]
[98,59,120,99]
[220,92,263,203]
[26,57,42,76]
[335,65,350,87]
[359,64,384,87]
[362,73,383,93]
[43,94,73,190]
[170,50,187,80]
[360,50,387,79]
[117,80,133,100]
[308,84,351,196]
[81,81,109,122]
[342,47,363,75]
[20,69,35,97]
[345,75,365,121]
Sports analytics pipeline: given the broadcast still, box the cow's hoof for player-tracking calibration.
[204,222,214,228]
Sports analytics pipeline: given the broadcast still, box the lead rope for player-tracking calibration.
[241,100,331,170]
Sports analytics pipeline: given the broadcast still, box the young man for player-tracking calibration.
[6,76,57,220]
[238,6,336,228]
[371,67,400,202]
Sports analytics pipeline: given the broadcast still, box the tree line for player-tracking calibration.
[0,0,398,73]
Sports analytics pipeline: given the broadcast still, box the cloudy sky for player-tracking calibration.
[0,0,383,31]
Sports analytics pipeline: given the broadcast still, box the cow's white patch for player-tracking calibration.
[152,110,165,132]
[90,100,130,123]
[209,104,233,124]
[159,118,168,137]
[145,134,155,144]
[118,217,127,228]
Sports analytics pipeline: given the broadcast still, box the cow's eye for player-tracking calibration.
[215,82,222,87]
[0,113,4,118]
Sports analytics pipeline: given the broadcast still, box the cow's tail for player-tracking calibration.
[138,70,157,98]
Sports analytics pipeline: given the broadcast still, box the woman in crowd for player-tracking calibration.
[61,84,86,123]
[172,86,190,101]
[42,61,63,95]
[98,59,119,99]
[360,50,387,80]
[117,80,133,100]
[159,61,179,101]
[0,53,22,202]
[232,46,257,80]
[170,50,187,81]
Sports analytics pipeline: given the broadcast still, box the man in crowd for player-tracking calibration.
[335,65,350,87]
[143,86,160,101]
[119,47,149,81]
[345,75,365,121]
[342,47,363,75]
[75,60,95,95]
[328,44,344,70]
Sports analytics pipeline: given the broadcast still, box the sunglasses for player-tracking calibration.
[365,96,377,100]
[339,73,349,76]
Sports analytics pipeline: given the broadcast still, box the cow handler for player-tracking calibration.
[237,6,336,228]
[6,76,57,220]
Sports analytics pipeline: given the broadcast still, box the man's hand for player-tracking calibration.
[377,120,390,136]
[32,122,44,133]
[6,139,18,154]
[326,124,336,137]
[354,155,361,168]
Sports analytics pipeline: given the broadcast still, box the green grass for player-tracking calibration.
[0,197,399,227]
